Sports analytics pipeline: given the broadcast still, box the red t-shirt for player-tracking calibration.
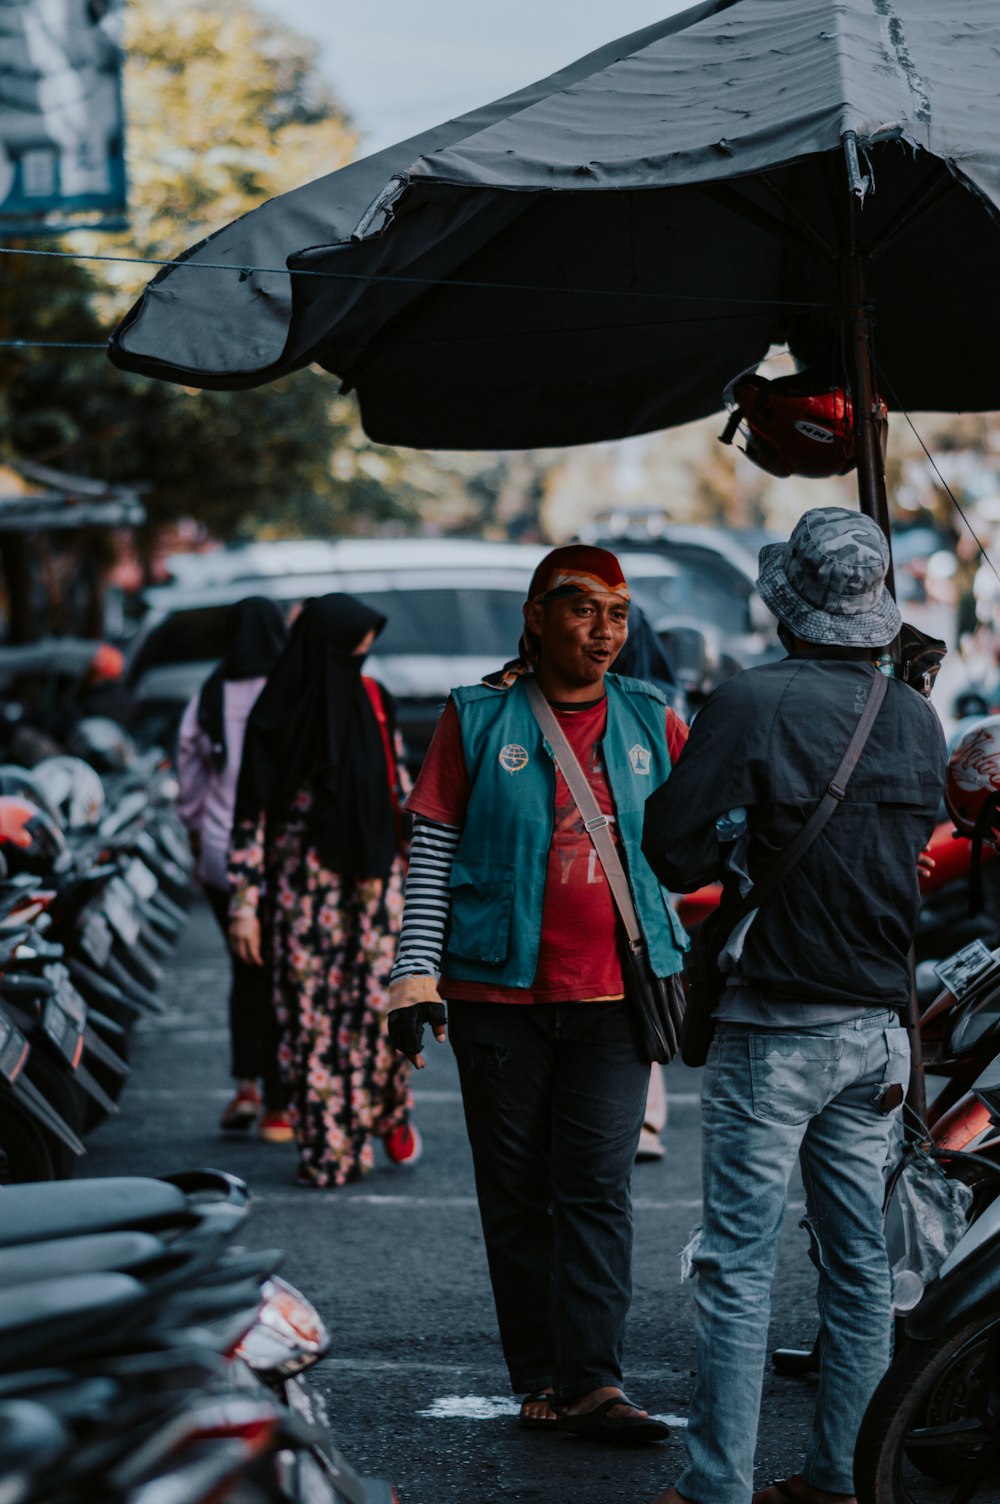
[407,695,689,1004]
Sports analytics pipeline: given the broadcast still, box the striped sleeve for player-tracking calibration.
[389,815,461,984]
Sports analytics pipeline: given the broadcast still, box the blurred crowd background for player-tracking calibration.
[0,0,997,752]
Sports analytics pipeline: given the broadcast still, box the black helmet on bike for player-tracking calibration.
[0,765,62,828]
[67,717,137,773]
[0,796,70,876]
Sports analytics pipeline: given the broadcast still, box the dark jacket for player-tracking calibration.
[641,652,947,1010]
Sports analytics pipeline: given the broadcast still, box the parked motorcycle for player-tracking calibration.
[854,1059,1000,1502]
[0,1168,398,1503]
[772,932,1000,1379]
[0,740,197,1183]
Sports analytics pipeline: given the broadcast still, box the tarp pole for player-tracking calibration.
[843,139,928,1127]
[847,250,926,1126]
[845,284,896,594]
[842,141,926,1131]
[843,135,895,587]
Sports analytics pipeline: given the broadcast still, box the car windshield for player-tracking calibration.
[625,550,752,637]
[358,589,525,658]
[134,586,529,672]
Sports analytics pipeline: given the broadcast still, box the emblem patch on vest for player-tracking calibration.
[628,743,652,776]
[498,743,529,774]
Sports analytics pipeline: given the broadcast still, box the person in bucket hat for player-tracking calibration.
[755,507,902,648]
[641,508,945,1504]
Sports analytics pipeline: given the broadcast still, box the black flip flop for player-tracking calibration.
[556,1395,669,1445]
[752,1482,810,1504]
[518,1390,559,1431]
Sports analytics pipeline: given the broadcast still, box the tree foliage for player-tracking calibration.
[107,0,356,281]
[0,0,476,541]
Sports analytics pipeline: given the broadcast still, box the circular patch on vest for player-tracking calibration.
[498,743,529,774]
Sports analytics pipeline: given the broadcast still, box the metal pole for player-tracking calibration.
[843,157,895,589]
[848,244,924,1121]
[843,136,925,1124]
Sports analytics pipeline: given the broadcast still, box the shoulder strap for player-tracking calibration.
[720,667,889,931]
[526,667,888,945]
[524,678,644,944]
[362,676,402,820]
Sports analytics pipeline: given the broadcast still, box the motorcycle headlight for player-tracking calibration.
[235,1277,330,1377]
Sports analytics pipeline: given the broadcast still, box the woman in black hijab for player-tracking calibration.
[195,595,289,773]
[175,596,289,1138]
[228,594,415,1188]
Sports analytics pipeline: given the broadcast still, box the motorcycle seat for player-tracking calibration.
[0,1177,193,1246]
[0,1280,155,1379]
[0,1272,143,1346]
[0,1231,166,1287]
[0,1399,70,1473]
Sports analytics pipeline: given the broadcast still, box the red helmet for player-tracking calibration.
[88,643,125,683]
[0,796,69,876]
[945,718,1000,842]
[720,370,887,479]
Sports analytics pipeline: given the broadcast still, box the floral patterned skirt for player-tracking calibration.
[267,828,411,1188]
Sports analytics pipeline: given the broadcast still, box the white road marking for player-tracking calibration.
[120,1083,703,1106]
[316,1360,690,1383]
[129,1087,233,1099]
[260,1193,484,1207]
[418,1395,520,1419]
[124,1086,472,1103]
[122,1086,704,1118]
[411,1090,705,1106]
[415,1395,689,1426]
[135,1023,229,1043]
[257,1192,805,1214]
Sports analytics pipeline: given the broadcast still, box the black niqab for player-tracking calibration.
[234,593,396,880]
[196,596,289,771]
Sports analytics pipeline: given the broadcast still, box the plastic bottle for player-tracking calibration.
[715,807,748,843]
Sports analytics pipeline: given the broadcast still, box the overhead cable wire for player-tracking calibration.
[0,309,805,356]
[0,339,106,349]
[0,242,833,312]
[876,360,1000,596]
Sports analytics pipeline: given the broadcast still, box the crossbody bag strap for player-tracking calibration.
[722,666,889,932]
[362,675,406,855]
[527,668,888,948]
[524,679,644,946]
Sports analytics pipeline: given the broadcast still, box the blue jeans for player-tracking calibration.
[678,1011,910,1504]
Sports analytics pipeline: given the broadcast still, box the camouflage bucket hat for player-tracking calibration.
[756,507,902,648]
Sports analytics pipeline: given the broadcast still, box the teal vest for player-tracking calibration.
[444,673,689,989]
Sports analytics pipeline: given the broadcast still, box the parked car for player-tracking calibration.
[604,529,782,702]
[125,539,549,769]
[126,530,774,764]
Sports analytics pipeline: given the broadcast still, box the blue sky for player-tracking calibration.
[264,1,691,155]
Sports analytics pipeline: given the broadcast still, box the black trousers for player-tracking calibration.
[449,998,649,1404]
[204,887,287,1111]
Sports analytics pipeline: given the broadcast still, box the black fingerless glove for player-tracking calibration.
[387,1001,447,1058]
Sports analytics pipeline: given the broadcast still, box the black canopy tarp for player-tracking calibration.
[110,0,1000,451]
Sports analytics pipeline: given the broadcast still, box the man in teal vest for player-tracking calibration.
[387,544,688,1442]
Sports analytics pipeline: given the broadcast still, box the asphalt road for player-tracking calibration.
[81,898,823,1504]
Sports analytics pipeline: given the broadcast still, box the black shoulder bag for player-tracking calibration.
[681,668,888,1066]
[525,679,685,1064]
